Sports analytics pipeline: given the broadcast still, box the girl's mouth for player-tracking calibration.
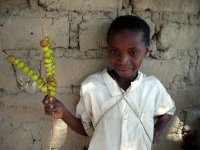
[116,68,131,72]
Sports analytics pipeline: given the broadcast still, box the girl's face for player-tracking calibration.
[108,29,149,78]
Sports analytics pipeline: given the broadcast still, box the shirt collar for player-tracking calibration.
[102,67,143,97]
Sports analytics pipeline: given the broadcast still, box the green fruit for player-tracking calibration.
[13,59,20,65]
[7,55,15,63]
[44,63,53,68]
[48,49,53,55]
[43,58,52,64]
[31,74,39,81]
[49,82,56,87]
[45,67,53,72]
[36,78,43,85]
[38,84,42,89]
[27,70,35,76]
[22,66,30,73]
[49,65,55,69]
[45,72,53,78]
[41,86,47,93]
[38,82,45,89]
[49,91,55,97]
[16,61,25,69]
[46,70,55,75]
[41,47,49,53]
[44,52,52,58]
[47,84,55,91]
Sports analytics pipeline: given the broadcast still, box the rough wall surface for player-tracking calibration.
[0,0,199,150]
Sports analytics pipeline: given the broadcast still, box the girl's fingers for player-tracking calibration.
[42,95,51,105]
[45,109,54,116]
[43,97,62,118]
[44,103,55,115]
[44,103,54,110]
[44,108,55,116]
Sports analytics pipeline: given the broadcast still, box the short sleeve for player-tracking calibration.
[154,80,176,116]
[76,85,94,136]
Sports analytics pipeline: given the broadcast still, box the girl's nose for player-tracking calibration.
[119,54,130,65]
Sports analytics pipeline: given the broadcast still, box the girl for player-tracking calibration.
[43,15,176,150]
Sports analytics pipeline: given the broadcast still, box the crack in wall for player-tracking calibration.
[194,51,200,72]
[12,65,22,92]
[186,50,198,85]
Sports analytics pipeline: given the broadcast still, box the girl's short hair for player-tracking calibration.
[107,15,150,46]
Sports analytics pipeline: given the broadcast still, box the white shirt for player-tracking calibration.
[76,68,176,150]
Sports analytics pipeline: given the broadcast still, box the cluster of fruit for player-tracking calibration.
[40,36,57,97]
[6,36,57,97]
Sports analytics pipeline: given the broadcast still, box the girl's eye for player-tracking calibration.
[110,49,119,55]
[129,50,139,57]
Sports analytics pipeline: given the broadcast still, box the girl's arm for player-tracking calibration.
[61,105,88,136]
[43,96,88,136]
[153,114,172,143]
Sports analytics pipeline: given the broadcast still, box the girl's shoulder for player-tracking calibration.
[140,71,164,87]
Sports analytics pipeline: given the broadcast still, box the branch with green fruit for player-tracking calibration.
[1,35,57,100]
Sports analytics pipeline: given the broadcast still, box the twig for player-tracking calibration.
[49,96,54,150]
[0,50,8,57]
[49,116,55,150]
[41,23,44,38]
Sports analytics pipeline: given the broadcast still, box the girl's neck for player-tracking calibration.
[108,69,138,91]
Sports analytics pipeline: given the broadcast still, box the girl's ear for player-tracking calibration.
[145,47,149,57]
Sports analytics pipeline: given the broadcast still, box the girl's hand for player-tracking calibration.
[43,95,88,136]
[42,95,66,119]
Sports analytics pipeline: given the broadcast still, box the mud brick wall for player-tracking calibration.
[0,0,200,150]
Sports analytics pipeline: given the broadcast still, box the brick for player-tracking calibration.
[0,16,69,49]
[0,0,44,17]
[163,13,189,24]
[169,86,200,109]
[39,0,121,11]
[0,57,18,94]
[1,128,33,150]
[31,141,42,150]
[69,12,82,48]
[0,0,27,5]
[79,17,111,51]
[23,123,41,141]
[195,57,200,83]
[158,24,200,51]
[50,17,69,48]
[150,47,178,60]
[189,14,200,25]
[185,107,200,128]
[0,0,28,10]
[132,0,200,14]
[0,93,47,121]
[53,58,109,87]
[140,57,189,88]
